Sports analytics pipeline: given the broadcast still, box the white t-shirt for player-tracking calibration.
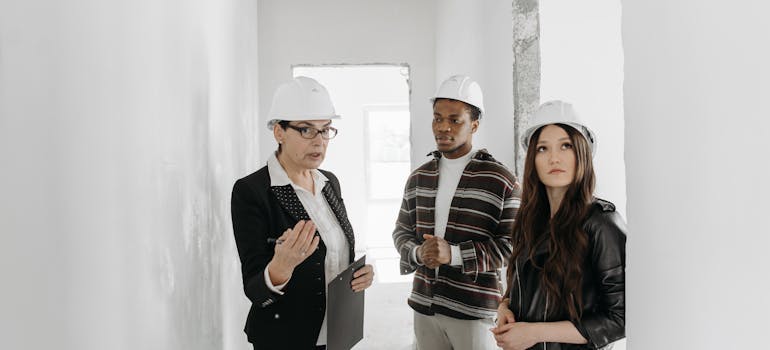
[411,149,476,267]
[435,150,475,266]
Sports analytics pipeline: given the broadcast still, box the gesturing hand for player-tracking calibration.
[419,234,451,269]
[268,220,320,285]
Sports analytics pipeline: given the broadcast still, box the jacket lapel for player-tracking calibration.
[321,182,355,260]
[270,185,311,222]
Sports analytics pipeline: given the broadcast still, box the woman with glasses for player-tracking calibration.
[490,101,626,350]
[231,76,374,350]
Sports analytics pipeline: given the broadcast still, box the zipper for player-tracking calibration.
[543,291,549,349]
[514,260,523,312]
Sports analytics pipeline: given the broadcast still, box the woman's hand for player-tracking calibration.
[268,220,319,285]
[351,264,375,292]
[490,321,539,350]
[496,298,515,328]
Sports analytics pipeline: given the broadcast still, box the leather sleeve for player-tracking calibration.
[573,210,627,348]
[231,178,283,308]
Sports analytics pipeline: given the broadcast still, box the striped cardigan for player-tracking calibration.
[393,149,521,320]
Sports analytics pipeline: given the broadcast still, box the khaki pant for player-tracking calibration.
[413,311,500,350]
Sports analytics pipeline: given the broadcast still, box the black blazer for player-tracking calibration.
[231,165,355,349]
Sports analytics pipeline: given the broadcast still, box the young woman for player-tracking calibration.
[491,101,626,350]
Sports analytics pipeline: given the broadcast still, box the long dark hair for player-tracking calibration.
[506,123,595,321]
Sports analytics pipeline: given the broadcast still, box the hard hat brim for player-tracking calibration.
[266,114,341,131]
[520,122,597,155]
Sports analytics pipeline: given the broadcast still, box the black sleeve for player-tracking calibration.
[231,178,283,307]
[572,210,627,348]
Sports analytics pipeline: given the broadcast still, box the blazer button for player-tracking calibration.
[316,277,322,281]
[274,314,280,319]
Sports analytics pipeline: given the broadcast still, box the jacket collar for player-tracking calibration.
[427,148,491,161]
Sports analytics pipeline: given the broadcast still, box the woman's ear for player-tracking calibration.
[273,123,284,144]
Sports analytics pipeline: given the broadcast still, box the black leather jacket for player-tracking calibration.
[508,199,626,350]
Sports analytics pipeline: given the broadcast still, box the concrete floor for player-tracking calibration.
[354,281,414,350]
[352,248,415,350]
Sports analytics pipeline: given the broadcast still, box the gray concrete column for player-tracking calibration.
[512,0,540,178]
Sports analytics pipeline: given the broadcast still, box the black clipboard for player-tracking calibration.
[326,255,366,350]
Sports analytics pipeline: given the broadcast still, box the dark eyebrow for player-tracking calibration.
[434,113,463,118]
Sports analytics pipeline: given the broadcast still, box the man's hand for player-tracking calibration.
[419,234,451,268]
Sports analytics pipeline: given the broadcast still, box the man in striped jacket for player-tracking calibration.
[393,75,520,349]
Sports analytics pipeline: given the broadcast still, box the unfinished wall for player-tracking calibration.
[540,0,626,215]
[0,0,259,349]
[624,0,770,348]
[435,0,517,170]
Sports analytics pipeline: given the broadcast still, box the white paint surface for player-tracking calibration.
[0,0,258,349]
[435,0,516,170]
[623,0,770,348]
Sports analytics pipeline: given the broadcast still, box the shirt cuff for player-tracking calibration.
[449,244,463,266]
[410,246,424,266]
[264,262,290,295]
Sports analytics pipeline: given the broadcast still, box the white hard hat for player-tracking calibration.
[520,100,597,154]
[430,75,485,118]
[266,76,340,130]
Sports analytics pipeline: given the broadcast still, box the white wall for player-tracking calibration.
[435,0,516,170]
[540,0,626,215]
[624,1,770,348]
[0,1,258,349]
[257,0,436,172]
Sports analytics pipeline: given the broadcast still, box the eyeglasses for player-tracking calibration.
[284,124,338,140]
